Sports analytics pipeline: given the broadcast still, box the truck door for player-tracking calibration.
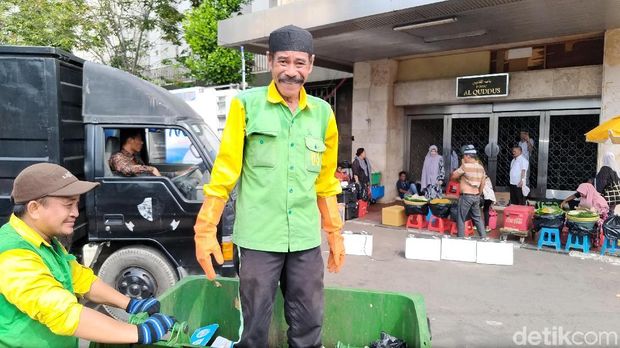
[94,126,207,272]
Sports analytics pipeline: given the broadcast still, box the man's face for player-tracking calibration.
[512,147,522,158]
[269,51,314,100]
[29,196,80,240]
[129,135,144,153]
[400,173,406,181]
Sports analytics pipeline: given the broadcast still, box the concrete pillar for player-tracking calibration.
[351,59,403,202]
[600,28,620,167]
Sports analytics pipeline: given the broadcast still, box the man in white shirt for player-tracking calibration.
[510,146,529,205]
[519,131,534,160]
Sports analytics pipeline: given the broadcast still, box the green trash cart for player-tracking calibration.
[91,276,431,348]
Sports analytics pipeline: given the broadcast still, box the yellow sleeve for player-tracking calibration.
[203,97,246,200]
[315,112,342,197]
[70,259,98,296]
[0,249,84,336]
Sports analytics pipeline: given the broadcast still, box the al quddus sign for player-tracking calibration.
[456,73,509,98]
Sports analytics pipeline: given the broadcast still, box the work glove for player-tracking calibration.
[136,313,176,344]
[126,297,160,315]
[194,196,226,280]
[317,195,345,273]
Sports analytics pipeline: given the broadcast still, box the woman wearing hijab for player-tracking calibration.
[561,182,610,217]
[420,145,445,199]
[596,152,619,193]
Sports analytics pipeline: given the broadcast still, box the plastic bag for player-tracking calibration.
[369,331,407,348]
[566,221,596,237]
[533,214,565,231]
[430,203,451,218]
[603,215,620,240]
[405,203,429,216]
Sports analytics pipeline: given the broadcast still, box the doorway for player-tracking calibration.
[407,109,599,198]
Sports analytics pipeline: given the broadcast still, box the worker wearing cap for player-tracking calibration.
[0,163,175,347]
[451,145,488,239]
[194,25,345,347]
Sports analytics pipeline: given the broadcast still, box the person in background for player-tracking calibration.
[596,152,619,194]
[482,174,497,231]
[451,145,488,240]
[519,130,535,161]
[396,171,418,199]
[509,145,529,205]
[352,147,372,200]
[109,129,161,177]
[561,182,609,217]
[352,148,371,186]
[335,165,350,182]
[0,163,174,347]
[420,145,445,199]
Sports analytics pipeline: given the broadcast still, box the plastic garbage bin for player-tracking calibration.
[90,276,431,348]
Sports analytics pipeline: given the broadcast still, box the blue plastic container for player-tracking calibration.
[371,185,384,200]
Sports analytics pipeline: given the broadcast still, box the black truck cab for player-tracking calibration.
[0,46,235,319]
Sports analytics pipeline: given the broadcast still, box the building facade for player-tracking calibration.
[217,0,620,201]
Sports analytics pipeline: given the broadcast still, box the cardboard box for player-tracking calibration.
[405,236,441,261]
[342,231,373,256]
[382,205,406,226]
[476,241,514,265]
[495,192,510,207]
[440,237,477,262]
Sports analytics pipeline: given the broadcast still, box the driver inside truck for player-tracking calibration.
[109,129,162,177]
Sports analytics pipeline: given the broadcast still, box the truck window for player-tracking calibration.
[144,128,210,201]
[146,128,201,165]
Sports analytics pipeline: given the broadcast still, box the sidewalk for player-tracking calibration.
[325,221,620,347]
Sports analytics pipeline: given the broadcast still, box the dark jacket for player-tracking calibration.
[596,166,619,193]
[352,158,370,185]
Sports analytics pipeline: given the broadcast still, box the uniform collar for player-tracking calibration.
[267,80,309,110]
[9,214,52,248]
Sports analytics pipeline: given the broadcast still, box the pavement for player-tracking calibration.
[323,220,620,348]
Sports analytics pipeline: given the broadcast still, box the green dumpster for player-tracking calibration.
[91,276,431,348]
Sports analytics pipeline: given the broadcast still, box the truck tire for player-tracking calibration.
[98,246,178,321]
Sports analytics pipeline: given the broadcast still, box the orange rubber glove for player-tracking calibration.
[317,195,345,273]
[194,196,226,280]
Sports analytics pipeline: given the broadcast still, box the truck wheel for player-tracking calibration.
[98,246,178,321]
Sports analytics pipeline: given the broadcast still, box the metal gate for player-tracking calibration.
[407,107,600,198]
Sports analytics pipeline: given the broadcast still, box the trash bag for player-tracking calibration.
[566,221,597,237]
[603,215,620,240]
[430,203,451,218]
[405,203,428,216]
[533,214,565,231]
[369,331,407,348]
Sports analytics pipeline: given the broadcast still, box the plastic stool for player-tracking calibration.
[406,214,427,229]
[600,236,618,255]
[450,220,475,236]
[565,233,590,253]
[428,216,452,234]
[537,227,561,251]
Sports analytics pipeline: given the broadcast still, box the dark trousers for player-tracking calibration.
[457,194,486,238]
[236,247,324,348]
[483,199,493,227]
[509,184,526,205]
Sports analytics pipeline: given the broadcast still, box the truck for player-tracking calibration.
[0,46,236,319]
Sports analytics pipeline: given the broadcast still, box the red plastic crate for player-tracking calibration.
[503,205,535,231]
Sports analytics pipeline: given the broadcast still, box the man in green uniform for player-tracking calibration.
[0,163,175,347]
[194,25,345,347]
